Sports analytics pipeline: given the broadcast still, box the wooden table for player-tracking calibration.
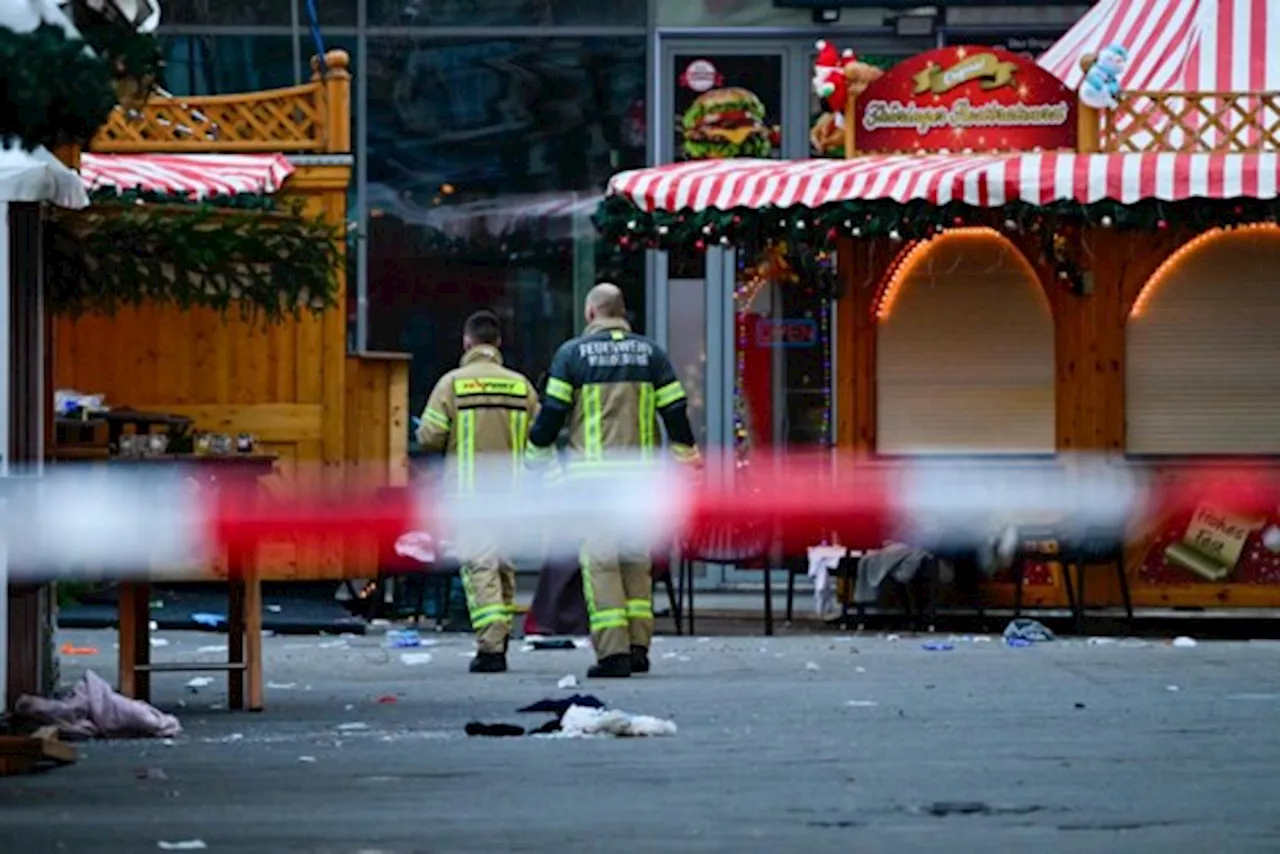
[109,454,277,712]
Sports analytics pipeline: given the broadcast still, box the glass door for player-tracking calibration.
[658,41,809,164]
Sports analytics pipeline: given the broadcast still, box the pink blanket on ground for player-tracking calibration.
[14,670,182,739]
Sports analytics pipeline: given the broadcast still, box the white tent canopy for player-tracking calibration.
[0,144,90,208]
[0,142,86,707]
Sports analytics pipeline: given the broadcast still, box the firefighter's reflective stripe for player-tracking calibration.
[457,410,476,492]
[590,608,628,632]
[655,380,686,408]
[626,598,653,621]
[508,410,528,474]
[546,377,574,404]
[581,384,604,462]
[461,570,507,629]
[454,377,528,397]
[424,407,450,431]
[637,383,656,460]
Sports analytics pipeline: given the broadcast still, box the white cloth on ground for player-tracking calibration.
[553,704,677,738]
[14,669,181,739]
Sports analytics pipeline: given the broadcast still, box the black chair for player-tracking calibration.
[1013,525,1132,634]
[1060,529,1133,634]
[650,552,684,635]
[677,520,773,634]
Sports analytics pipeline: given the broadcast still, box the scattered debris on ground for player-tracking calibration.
[1003,619,1055,645]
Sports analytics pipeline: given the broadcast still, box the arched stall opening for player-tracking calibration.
[873,227,1056,456]
[1123,223,1280,598]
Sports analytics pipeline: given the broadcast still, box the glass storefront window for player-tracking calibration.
[363,36,646,437]
[367,0,645,28]
[160,35,302,94]
[164,0,357,27]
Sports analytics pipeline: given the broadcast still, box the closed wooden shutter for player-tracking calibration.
[876,231,1055,455]
[1126,229,1280,454]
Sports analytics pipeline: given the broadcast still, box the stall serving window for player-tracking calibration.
[1126,225,1280,455]
[874,228,1055,455]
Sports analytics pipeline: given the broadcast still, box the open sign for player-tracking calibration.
[756,318,818,348]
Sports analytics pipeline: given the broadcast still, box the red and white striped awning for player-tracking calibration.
[1038,0,1280,149]
[79,153,295,198]
[605,154,1280,213]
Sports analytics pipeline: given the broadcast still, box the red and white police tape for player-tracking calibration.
[2,453,1277,578]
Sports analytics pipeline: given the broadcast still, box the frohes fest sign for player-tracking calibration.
[852,46,1077,154]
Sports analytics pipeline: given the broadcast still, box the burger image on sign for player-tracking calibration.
[680,87,775,159]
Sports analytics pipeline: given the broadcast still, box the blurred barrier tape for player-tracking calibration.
[2,453,1278,580]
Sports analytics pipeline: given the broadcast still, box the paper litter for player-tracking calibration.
[157,842,206,851]
[557,675,579,689]
[1172,636,1198,648]
[555,704,677,738]
[399,652,433,666]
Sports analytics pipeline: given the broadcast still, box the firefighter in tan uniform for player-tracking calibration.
[416,310,539,673]
[526,284,701,679]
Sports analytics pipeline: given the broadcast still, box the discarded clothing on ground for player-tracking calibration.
[13,670,181,739]
[465,722,529,737]
[466,695,675,738]
[518,694,605,714]
[555,705,677,738]
[1003,618,1055,644]
[854,545,945,605]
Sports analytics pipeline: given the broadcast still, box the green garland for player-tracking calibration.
[88,186,282,211]
[46,199,342,322]
[595,196,1280,250]
[0,24,117,150]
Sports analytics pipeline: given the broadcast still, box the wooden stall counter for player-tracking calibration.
[107,454,277,712]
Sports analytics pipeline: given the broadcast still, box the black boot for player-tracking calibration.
[469,652,507,673]
[587,654,631,679]
[630,645,650,674]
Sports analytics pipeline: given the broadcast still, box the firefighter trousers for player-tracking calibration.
[461,549,517,654]
[580,534,653,660]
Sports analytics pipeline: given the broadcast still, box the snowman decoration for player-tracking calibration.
[1078,43,1128,110]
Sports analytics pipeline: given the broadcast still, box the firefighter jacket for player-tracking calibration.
[526,316,699,474]
[416,345,539,492]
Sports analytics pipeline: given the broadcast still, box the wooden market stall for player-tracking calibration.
[55,50,410,580]
[42,50,410,710]
[596,0,1280,615]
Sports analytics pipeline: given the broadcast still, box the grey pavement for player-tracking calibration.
[3,627,1280,853]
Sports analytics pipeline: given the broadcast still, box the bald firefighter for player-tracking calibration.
[416,310,539,673]
[526,284,700,679]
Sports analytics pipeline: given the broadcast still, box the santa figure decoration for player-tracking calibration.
[812,40,885,117]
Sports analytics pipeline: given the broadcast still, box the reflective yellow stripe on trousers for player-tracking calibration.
[508,410,528,476]
[637,382,655,460]
[581,384,603,462]
[457,410,476,493]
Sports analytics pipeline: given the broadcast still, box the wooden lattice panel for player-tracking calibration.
[1103,91,1280,153]
[91,83,327,153]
